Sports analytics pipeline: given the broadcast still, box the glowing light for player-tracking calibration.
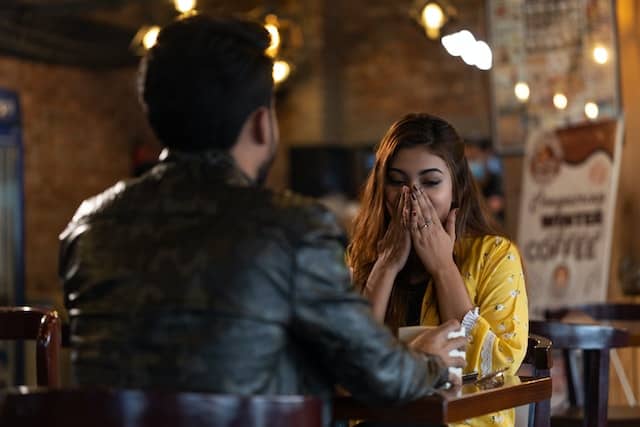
[593,45,609,64]
[174,0,196,13]
[421,2,445,39]
[441,30,475,57]
[264,15,281,58]
[474,41,492,70]
[142,26,161,50]
[585,102,599,119]
[514,82,530,102]
[553,93,568,110]
[273,60,291,84]
[265,26,280,57]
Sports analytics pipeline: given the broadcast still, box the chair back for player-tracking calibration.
[0,387,324,427]
[529,320,630,427]
[0,307,61,387]
[521,333,553,427]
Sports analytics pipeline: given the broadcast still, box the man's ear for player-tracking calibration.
[248,106,271,147]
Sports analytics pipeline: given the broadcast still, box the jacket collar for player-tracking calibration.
[159,148,254,187]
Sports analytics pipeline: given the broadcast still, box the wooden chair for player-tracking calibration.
[0,388,323,427]
[546,303,640,427]
[0,306,61,387]
[529,319,630,427]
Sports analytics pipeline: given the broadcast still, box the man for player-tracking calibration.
[59,15,464,421]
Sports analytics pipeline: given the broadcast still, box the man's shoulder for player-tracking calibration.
[59,178,137,241]
[260,189,346,243]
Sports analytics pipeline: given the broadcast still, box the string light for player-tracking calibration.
[514,82,530,102]
[585,102,599,119]
[553,93,568,110]
[593,45,609,64]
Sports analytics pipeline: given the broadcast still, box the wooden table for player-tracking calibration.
[332,375,552,426]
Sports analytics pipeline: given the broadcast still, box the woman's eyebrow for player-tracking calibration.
[387,168,407,175]
[388,167,443,175]
[418,168,443,175]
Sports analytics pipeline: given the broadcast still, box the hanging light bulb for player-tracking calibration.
[264,15,281,58]
[514,82,530,102]
[174,0,196,14]
[421,2,445,39]
[142,26,161,50]
[273,60,291,85]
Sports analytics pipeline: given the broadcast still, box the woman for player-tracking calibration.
[348,113,528,427]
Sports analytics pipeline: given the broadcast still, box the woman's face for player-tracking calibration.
[384,145,454,224]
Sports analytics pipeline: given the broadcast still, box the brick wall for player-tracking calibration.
[0,57,155,308]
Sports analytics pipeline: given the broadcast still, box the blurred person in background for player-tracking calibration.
[464,138,505,223]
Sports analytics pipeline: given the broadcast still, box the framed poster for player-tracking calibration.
[517,117,623,318]
[0,88,25,386]
[488,0,621,154]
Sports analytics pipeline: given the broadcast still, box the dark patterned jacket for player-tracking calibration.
[59,149,448,420]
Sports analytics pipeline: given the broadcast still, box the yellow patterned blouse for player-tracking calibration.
[419,235,529,427]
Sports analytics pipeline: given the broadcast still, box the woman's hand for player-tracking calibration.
[376,186,411,275]
[408,185,473,322]
[408,184,457,276]
[408,319,467,368]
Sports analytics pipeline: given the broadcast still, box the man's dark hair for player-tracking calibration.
[139,15,274,151]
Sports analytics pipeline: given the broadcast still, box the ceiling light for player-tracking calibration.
[421,3,445,39]
[264,15,281,58]
[412,0,455,40]
[174,0,196,14]
[142,26,161,50]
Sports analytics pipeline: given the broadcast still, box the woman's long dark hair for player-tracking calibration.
[347,113,503,330]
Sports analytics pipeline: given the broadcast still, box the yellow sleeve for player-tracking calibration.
[465,238,529,376]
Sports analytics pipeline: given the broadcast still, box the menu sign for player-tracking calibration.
[517,118,623,318]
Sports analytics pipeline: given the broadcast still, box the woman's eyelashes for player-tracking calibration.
[421,179,441,187]
[386,176,406,186]
[386,176,441,187]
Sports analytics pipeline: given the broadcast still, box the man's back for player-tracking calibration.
[60,151,447,403]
